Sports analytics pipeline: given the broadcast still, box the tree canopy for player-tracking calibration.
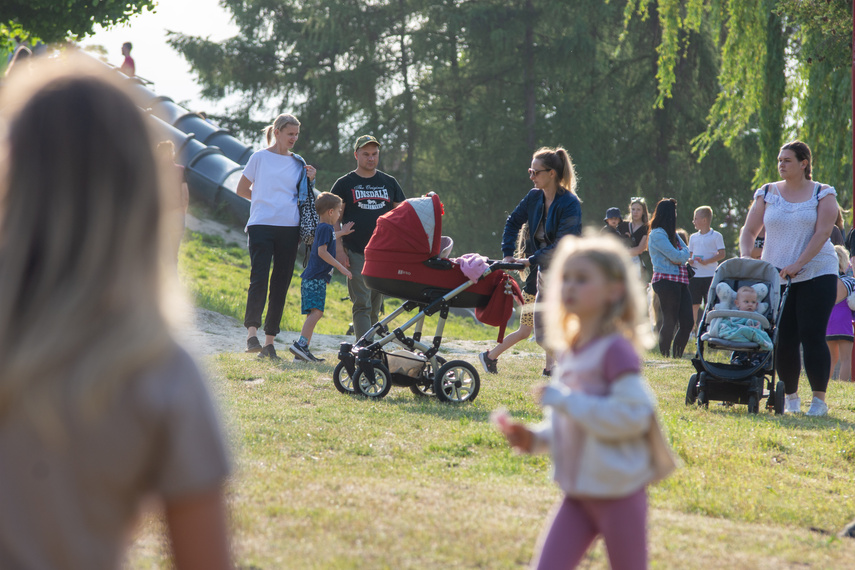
[170,0,770,253]
[620,0,853,194]
[1,0,155,45]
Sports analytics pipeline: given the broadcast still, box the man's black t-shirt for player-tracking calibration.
[331,170,406,254]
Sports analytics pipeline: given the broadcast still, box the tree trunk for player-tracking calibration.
[400,0,415,192]
[523,0,536,152]
[757,4,786,186]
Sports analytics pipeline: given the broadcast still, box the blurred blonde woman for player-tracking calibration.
[0,57,232,569]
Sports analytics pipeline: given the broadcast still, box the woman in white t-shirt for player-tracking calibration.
[740,140,839,417]
[237,114,316,359]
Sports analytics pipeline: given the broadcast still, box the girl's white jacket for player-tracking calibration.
[531,371,678,498]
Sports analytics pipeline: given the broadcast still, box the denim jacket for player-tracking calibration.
[648,227,689,275]
[292,152,315,203]
[501,188,582,269]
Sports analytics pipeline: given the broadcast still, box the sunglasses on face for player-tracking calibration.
[528,168,551,176]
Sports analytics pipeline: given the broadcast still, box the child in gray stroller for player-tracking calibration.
[687,258,788,414]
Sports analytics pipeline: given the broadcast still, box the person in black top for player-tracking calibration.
[331,135,406,339]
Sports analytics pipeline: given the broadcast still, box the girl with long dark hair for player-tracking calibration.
[647,198,692,357]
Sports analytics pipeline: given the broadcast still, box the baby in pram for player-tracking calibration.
[717,286,773,351]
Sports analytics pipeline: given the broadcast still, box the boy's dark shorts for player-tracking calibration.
[301,278,328,314]
[689,276,713,305]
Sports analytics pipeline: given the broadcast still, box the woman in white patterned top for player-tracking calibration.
[739,140,839,417]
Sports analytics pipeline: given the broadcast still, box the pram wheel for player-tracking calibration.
[433,360,480,403]
[409,356,446,397]
[747,394,759,414]
[354,363,392,399]
[333,362,357,395]
[686,374,698,405]
[773,380,785,415]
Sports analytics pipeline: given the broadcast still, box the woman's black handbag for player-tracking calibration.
[686,263,696,279]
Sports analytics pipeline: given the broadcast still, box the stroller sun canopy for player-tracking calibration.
[364,193,443,263]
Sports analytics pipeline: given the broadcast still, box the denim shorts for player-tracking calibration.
[301,278,328,314]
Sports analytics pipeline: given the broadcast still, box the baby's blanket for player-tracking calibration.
[717,317,773,350]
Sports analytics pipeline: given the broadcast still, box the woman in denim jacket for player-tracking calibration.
[648,198,692,357]
[496,146,582,375]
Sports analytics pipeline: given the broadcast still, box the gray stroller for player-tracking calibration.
[686,258,790,414]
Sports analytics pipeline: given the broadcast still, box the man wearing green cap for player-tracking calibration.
[331,135,406,339]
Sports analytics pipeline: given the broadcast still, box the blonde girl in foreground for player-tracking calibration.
[494,235,676,570]
[0,57,232,569]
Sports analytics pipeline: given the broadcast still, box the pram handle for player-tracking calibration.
[488,260,528,271]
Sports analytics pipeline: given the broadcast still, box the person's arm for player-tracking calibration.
[740,195,766,257]
[236,175,252,200]
[317,244,352,279]
[165,486,233,570]
[335,221,354,238]
[501,194,530,259]
[329,179,350,269]
[781,189,838,278]
[181,182,190,214]
[333,222,350,269]
[702,248,727,265]
[539,373,654,441]
[649,229,689,265]
[628,234,647,257]
[529,195,582,267]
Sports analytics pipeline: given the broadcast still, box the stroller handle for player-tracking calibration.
[489,260,528,271]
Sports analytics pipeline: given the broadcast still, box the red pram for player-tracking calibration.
[334,193,524,403]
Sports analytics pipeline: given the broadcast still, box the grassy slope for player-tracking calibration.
[127,228,855,568]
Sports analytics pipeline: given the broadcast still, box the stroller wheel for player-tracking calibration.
[685,374,699,405]
[747,394,759,414]
[410,356,446,398]
[773,381,785,415]
[354,363,392,399]
[433,360,480,404]
[333,362,357,395]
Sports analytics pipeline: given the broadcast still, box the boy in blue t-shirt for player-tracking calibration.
[290,193,353,362]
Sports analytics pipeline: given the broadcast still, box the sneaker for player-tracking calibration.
[805,397,828,417]
[258,344,280,360]
[542,369,553,377]
[246,336,262,353]
[305,347,325,362]
[784,395,801,414]
[289,341,324,362]
[479,351,498,374]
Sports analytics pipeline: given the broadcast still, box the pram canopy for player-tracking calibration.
[363,193,511,308]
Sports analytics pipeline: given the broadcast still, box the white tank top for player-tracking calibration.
[755,183,837,283]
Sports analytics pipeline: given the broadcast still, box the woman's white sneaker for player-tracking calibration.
[783,395,801,414]
[805,397,828,417]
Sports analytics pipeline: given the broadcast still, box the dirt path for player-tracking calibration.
[181,306,549,362]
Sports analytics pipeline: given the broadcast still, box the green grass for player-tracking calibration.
[178,230,502,341]
[128,223,855,568]
[128,352,855,569]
